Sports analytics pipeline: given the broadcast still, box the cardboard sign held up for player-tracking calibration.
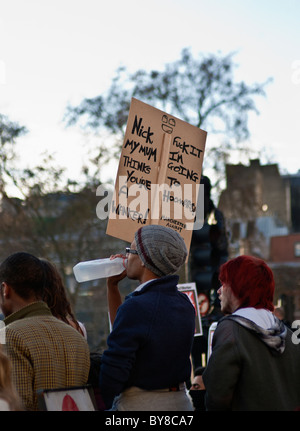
[106,98,207,252]
[178,283,203,336]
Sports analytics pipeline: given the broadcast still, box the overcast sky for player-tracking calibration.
[1,0,299,190]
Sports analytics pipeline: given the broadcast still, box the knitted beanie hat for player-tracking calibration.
[134,225,188,277]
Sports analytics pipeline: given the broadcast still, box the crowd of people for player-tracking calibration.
[0,224,299,411]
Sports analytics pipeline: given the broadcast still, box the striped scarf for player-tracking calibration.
[221,314,287,355]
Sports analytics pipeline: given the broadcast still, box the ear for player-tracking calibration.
[1,282,10,298]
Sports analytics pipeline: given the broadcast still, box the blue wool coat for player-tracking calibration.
[99,275,195,409]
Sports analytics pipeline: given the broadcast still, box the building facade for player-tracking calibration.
[218,159,300,322]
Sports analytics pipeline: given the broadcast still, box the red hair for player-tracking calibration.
[219,255,275,311]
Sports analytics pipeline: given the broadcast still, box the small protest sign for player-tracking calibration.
[178,282,203,336]
[37,386,97,411]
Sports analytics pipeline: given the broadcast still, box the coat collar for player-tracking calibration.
[4,301,52,326]
[126,274,180,298]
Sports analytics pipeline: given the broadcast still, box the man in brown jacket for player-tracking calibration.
[203,255,300,411]
[0,252,90,411]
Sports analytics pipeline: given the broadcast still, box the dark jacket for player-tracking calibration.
[203,315,300,411]
[99,275,195,409]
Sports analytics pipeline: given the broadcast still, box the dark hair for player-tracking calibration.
[194,367,206,376]
[40,258,81,332]
[219,255,275,311]
[0,252,45,300]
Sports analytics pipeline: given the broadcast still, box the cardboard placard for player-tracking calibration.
[106,98,207,252]
[37,386,97,411]
[178,282,203,336]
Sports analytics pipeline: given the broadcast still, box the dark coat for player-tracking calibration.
[99,275,195,409]
[203,316,300,411]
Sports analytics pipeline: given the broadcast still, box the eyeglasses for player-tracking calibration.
[125,247,138,255]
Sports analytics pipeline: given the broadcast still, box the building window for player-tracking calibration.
[295,242,300,257]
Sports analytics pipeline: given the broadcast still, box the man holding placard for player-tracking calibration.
[99,225,195,411]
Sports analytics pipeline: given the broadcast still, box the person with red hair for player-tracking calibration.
[203,255,300,411]
[218,255,275,313]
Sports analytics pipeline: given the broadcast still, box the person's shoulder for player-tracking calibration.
[6,314,58,329]
[7,315,86,342]
[44,316,87,339]
[213,316,240,338]
[115,289,156,324]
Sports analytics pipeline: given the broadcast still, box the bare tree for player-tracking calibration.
[0,115,114,307]
[65,48,272,191]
